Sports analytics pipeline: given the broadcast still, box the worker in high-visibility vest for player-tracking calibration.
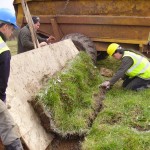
[0,8,24,149]
[101,43,150,91]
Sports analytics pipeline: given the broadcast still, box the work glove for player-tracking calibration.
[100,81,110,89]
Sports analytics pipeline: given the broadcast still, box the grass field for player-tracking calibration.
[82,58,150,150]
[7,40,17,55]
[82,88,150,150]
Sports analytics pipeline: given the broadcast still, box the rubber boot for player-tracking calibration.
[5,138,24,150]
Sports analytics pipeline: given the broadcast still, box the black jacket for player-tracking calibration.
[17,25,47,54]
[0,32,11,102]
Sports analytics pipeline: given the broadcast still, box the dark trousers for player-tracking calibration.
[0,51,11,102]
[122,76,150,90]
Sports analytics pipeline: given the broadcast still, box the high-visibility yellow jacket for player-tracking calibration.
[0,36,10,54]
[123,51,150,79]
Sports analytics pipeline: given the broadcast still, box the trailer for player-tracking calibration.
[14,0,150,60]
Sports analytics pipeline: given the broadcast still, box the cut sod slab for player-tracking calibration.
[31,52,104,138]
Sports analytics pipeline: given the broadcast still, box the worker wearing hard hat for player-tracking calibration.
[101,43,150,91]
[17,16,55,54]
[0,8,24,149]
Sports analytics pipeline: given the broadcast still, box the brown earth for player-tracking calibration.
[0,139,4,149]
[49,138,83,150]
[100,67,114,77]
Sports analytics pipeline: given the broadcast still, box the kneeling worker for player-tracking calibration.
[0,8,24,149]
[17,16,55,54]
[101,43,150,91]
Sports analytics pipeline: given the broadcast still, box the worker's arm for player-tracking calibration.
[37,34,46,43]
[37,34,55,44]
[109,56,133,85]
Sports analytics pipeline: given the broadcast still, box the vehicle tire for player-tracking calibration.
[61,33,97,64]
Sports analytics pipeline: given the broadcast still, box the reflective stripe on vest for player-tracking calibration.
[123,51,150,79]
[0,36,10,54]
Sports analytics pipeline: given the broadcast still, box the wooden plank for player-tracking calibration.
[37,15,150,26]
[95,42,141,52]
[14,0,150,17]
[22,15,150,43]
[21,0,39,48]
[35,23,150,41]
[57,24,149,41]
[91,38,147,45]
[50,18,63,41]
